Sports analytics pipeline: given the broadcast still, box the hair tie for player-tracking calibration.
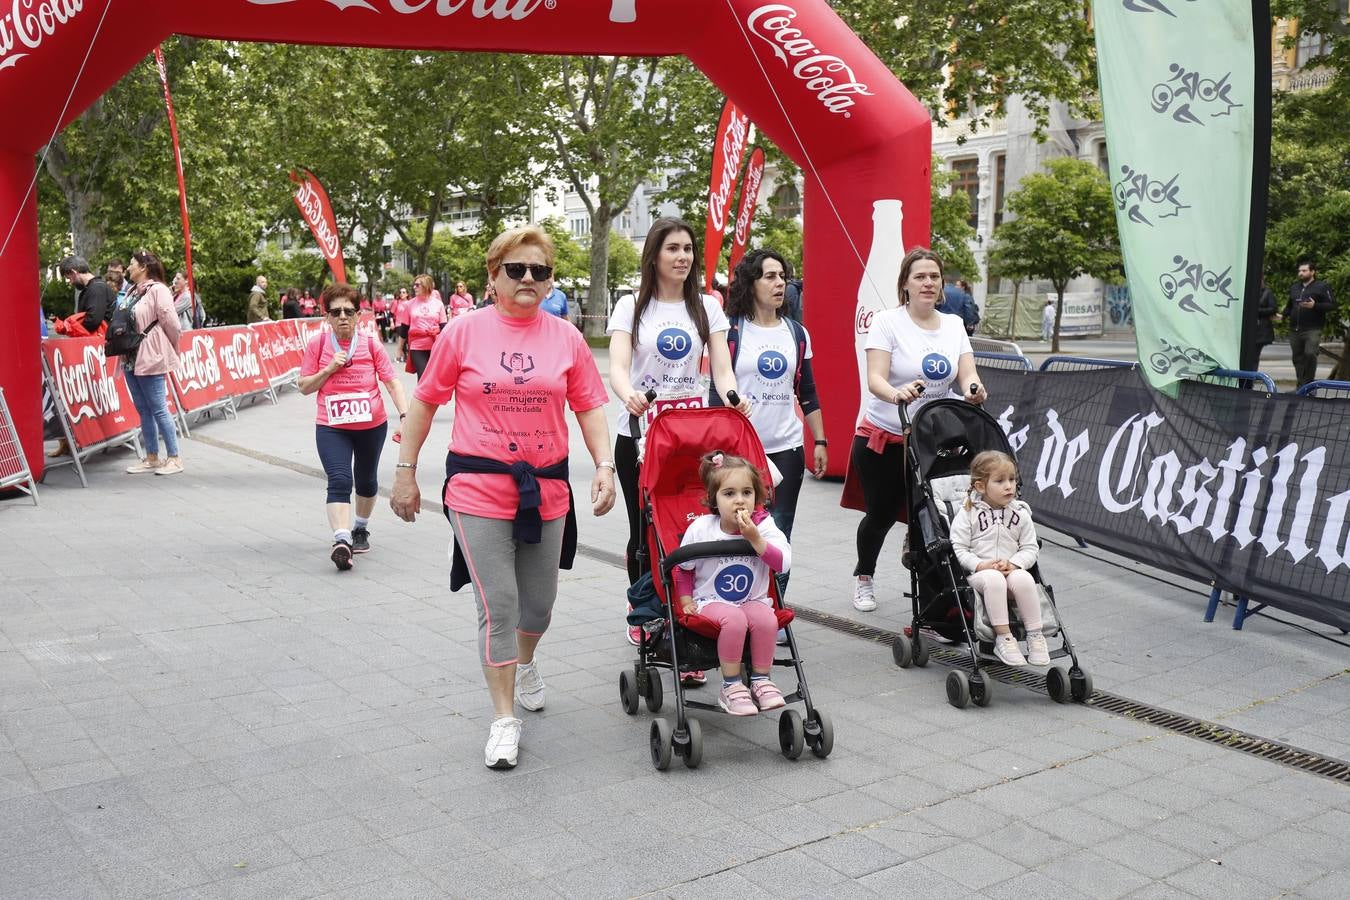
[711,452,724,469]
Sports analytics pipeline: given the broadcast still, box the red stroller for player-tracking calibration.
[620,401,833,770]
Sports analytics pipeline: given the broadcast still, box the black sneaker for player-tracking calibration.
[331,540,353,571]
[351,527,370,553]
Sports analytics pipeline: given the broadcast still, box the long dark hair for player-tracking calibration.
[130,249,168,284]
[632,216,709,348]
[725,249,792,321]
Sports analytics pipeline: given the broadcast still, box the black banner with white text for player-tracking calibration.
[978,365,1350,630]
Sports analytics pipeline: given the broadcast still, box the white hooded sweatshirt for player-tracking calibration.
[949,495,1040,574]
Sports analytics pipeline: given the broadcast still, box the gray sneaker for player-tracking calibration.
[1025,631,1051,666]
[993,634,1027,666]
[515,661,545,711]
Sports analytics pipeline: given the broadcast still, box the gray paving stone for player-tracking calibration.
[1040,850,1154,898]
[1163,860,1281,900]
[985,869,1093,900]
[858,859,972,896]
[918,841,1026,890]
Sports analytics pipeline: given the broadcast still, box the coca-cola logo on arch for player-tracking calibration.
[746,3,874,118]
[247,0,556,19]
[0,0,84,72]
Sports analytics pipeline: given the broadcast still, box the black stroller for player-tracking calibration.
[889,398,1092,708]
[620,398,833,769]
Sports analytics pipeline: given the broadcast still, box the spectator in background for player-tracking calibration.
[784,276,803,322]
[282,287,302,319]
[59,255,113,332]
[1253,276,1277,372]
[122,249,185,477]
[957,279,979,336]
[300,289,318,317]
[939,279,979,336]
[1278,260,1335,387]
[246,275,271,323]
[1041,300,1055,343]
[104,260,130,304]
[171,271,197,331]
[540,284,569,320]
[478,282,496,309]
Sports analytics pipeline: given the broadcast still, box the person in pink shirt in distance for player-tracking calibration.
[449,280,475,319]
[299,284,409,571]
[390,224,617,771]
[406,274,448,380]
[392,286,412,362]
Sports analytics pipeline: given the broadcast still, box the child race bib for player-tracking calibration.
[325,392,373,426]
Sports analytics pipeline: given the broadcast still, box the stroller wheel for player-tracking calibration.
[1046,666,1070,703]
[644,667,664,713]
[681,718,703,769]
[650,718,673,770]
[1069,667,1094,703]
[891,634,913,668]
[945,669,971,709]
[912,631,930,667]
[778,709,805,760]
[970,669,994,707]
[806,708,834,759]
[620,669,640,715]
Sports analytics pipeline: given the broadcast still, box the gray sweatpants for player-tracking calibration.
[449,510,564,667]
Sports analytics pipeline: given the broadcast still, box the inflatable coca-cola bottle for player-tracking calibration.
[853,199,904,422]
[609,0,636,23]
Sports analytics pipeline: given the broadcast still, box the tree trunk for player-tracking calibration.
[1052,284,1065,354]
[1008,280,1021,341]
[43,136,105,260]
[585,204,615,340]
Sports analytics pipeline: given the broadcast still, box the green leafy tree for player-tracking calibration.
[608,234,641,292]
[753,215,804,277]
[988,157,1120,352]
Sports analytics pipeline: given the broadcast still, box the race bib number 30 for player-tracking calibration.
[715,564,755,603]
[325,392,373,425]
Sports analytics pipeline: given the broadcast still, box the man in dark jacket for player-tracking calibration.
[1279,260,1335,387]
[59,255,114,330]
[1252,276,1278,371]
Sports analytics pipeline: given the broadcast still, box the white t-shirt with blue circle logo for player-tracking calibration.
[677,513,791,612]
[735,319,813,454]
[863,307,972,433]
[607,294,729,437]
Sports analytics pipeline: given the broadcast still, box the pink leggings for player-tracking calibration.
[969,569,1041,631]
[700,600,778,670]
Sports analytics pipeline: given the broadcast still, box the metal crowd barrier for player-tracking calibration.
[1295,379,1350,399]
[1038,356,1136,372]
[973,351,1032,371]
[1188,368,1277,394]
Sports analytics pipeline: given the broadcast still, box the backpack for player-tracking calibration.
[709,315,809,406]
[105,295,159,360]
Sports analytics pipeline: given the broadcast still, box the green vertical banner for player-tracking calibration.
[1093,0,1270,392]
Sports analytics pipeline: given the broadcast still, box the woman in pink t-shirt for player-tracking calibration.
[449,281,475,318]
[405,274,447,380]
[392,286,412,363]
[391,225,616,771]
[300,283,410,572]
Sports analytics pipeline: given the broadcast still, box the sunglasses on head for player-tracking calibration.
[501,262,553,281]
[328,307,357,318]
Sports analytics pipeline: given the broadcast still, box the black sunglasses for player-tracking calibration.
[501,262,553,281]
[328,307,357,318]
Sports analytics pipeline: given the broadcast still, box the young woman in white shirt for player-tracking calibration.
[849,248,987,612]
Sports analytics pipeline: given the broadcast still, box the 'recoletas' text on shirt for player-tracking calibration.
[606,294,728,438]
[735,319,813,454]
[414,308,607,520]
[677,512,791,612]
[300,331,396,429]
[863,307,972,433]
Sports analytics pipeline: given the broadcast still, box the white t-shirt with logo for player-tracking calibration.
[735,319,812,454]
[863,307,972,433]
[677,513,791,612]
[607,294,728,437]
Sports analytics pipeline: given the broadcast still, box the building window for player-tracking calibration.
[951,158,979,230]
[280,231,293,250]
[1096,140,1110,174]
[570,215,591,238]
[382,244,392,263]
[1296,30,1331,67]
[619,210,633,233]
[993,154,1006,229]
[770,183,801,218]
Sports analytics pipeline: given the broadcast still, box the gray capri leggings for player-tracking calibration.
[450,510,565,667]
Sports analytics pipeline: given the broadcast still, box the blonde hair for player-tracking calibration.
[413,274,435,295]
[486,225,556,274]
[966,450,1018,509]
[699,451,767,511]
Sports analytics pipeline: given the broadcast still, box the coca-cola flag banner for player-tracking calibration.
[704,98,751,293]
[978,364,1350,630]
[1091,0,1269,392]
[39,337,140,450]
[153,45,198,319]
[728,145,766,276]
[289,167,347,284]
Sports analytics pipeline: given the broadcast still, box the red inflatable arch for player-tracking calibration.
[0,0,930,479]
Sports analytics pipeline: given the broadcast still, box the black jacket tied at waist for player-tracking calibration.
[442,451,577,591]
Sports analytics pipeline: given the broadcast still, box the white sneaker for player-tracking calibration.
[852,575,877,612]
[993,634,1027,666]
[485,716,522,769]
[515,661,545,711]
[1025,631,1051,666]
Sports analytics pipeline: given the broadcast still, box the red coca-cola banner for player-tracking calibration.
[704,99,751,292]
[170,326,269,413]
[289,168,347,284]
[40,337,140,450]
[250,320,306,383]
[728,146,766,275]
[153,45,198,323]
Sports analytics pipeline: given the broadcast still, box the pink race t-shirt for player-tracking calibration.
[406,296,445,349]
[449,292,475,318]
[414,307,607,521]
[301,332,397,430]
[394,300,411,326]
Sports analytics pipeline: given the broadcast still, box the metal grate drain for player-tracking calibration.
[787,606,1350,786]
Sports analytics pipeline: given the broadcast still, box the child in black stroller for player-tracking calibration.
[889,397,1093,708]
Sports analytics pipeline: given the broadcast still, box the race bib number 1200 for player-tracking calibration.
[325,392,373,425]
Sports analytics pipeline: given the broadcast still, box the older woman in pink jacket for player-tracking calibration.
[122,249,184,476]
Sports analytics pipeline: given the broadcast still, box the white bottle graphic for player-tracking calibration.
[854,199,905,423]
[609,0,636,22]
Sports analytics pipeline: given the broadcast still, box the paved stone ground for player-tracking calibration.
[4,349,1347,899]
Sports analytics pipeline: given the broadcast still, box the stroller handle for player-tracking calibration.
[897,383,924,431]
[628,388,659,439]
[660,538,757,578]
[726,390,741,408]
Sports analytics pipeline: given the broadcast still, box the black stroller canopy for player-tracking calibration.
[908,400,1015,479]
